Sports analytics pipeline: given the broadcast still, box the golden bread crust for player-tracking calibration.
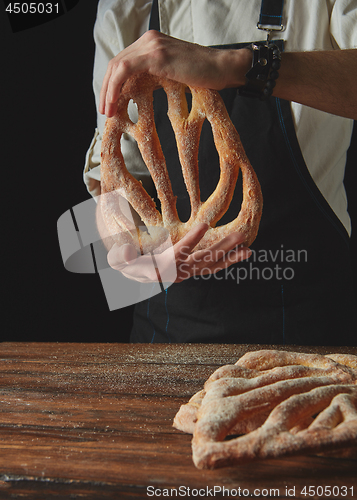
[100,72,263,253]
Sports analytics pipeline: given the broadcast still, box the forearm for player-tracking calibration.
[272,49,357,119]
[99,30,357,119]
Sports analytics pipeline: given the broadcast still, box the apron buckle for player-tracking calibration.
[256,23,285,42]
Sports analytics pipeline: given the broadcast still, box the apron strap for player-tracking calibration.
[258,0,285,36]
[149,0,160,31]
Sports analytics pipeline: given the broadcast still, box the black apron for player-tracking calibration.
[130,0,357,346]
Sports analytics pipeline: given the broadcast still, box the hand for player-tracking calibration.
[99,30,251,117]
[107,223,251,283]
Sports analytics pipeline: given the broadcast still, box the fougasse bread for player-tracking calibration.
[173,350,357,469]
[99,72,263,254]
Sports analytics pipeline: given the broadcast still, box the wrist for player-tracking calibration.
[221,48,253,88]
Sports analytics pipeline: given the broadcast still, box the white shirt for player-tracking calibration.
[84,0,357,234]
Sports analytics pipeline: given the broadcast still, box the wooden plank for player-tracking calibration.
[0,361,215,396]
[1,342,355,363]
[1,427,356,494]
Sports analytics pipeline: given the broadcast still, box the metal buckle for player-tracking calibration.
[257,23,285,31]
[257,23,285,41]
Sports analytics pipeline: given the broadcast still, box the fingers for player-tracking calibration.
[107,241,176,283]
[174,223,210,261]
[99,63,125,118]
[106,227,252,285]
[191,232,246,264]
[199,245,251,276]
[99,69,111,115]
[99,55,129,117]
[107,243,138,271]
[99,32,155,117]
[102,57,145,117]
[175,231,252,283]
[98,31,243,117]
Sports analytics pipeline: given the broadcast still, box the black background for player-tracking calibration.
[2,0,135,342]
[2,1,357,343]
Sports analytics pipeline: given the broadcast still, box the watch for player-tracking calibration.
[238,42,282,100]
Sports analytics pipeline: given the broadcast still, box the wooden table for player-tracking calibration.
[0,343,356,499]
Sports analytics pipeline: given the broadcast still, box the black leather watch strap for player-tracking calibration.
[238,42,282,100]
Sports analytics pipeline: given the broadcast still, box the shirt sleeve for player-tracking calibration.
[83,0,154,198]
[330,0,357,49]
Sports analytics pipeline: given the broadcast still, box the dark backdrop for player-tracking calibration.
[2,0,135,342]
[2,1,356,343]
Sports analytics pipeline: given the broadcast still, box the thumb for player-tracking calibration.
[107,243,138,270]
